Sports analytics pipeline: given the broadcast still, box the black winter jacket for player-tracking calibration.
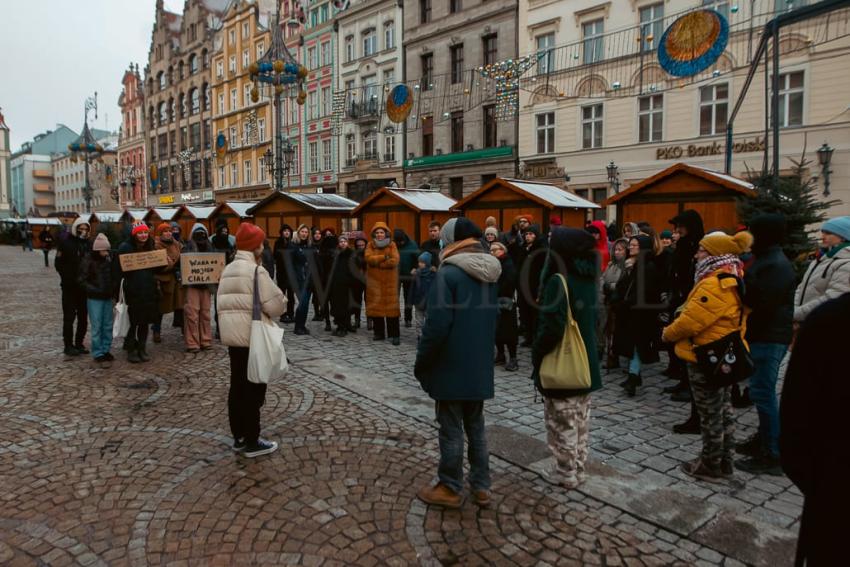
[79,253,120,300]
[744,245,796,344]
[55,235,90,289]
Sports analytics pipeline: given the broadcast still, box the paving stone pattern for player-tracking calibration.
[0,247,797,565]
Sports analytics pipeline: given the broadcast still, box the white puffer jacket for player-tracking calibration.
[217,250,286,347]
[794,246,850,322]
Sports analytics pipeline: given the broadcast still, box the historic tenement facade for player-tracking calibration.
[402,0,518,199]
[117,63,147,208]
[144,0,228,206]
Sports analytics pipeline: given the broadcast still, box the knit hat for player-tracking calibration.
[550,215,562,227]
[516,214,533,224]
[749,214,786,251]
[440,217,482,246]
[92,233,110,251]
[156,222,172,235]
[660,229,673,240]
[484,226,499,239]
[822,216,850,242]
[700,231,754,256]
[418,251,432,265]
[131,222,149,236]
[485,216,497,228]
[235,223,266,251]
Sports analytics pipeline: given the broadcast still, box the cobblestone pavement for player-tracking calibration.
[0,246,797,566]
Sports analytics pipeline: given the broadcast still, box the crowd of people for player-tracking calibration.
[36,208,850,565]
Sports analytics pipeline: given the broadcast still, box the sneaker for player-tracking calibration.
[243,439,278,458]
[138,348,151,362]
[504,359,519,372]
[471,490,491,508]
[74,345,90,355]
[735,433,763,457]
[233,438,246,452]
[64,346,80,357]
[417,483,462,509]
[127,349,142,364]
[735,453,783,476]
[293,327,310,336]
[680,458,724,483]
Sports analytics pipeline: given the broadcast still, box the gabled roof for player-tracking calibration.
[148,207,180,221]
[452,178,600,210]
[353,187,457,215]
[93,211,123,223]
[124,208,149,221]
[247,192,358,215]
[185,205,217,219]
[603,163,755,206]
[213,201,259,218]
[26,217,62,226]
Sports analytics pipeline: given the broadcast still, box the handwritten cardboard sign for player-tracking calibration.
[119,248,169,272]
[180,253,226,285]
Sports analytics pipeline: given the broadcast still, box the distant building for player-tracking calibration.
[9,125,78,216]
[53,130,119,214]
[336,0,404,202]
[117,63,147,208]
[0,109,10,218]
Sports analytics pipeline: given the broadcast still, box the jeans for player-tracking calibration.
[87,298,113,359]
[294,284,313,330]
[62,287,88,348]
[436,400,490,494]
[628,349,642,375]
[228,346,267,445]
[747,342,788,457]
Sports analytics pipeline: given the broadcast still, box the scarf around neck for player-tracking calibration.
[695,254,742,283]
[374,238,390,249]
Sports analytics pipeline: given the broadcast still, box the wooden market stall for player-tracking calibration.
[143,207,181,227]
[352,187,457,244]
[247,193,358,238]
[89,211,123,235]
[602,163,754,233]
[26,217,63,248]
[208,201,258,235]
[172,205,217,236]
[451,178,599,233]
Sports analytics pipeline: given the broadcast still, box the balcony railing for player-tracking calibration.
[347,100,380,120]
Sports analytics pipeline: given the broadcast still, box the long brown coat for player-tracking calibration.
[155,238,184,314]
[365,222,400,318]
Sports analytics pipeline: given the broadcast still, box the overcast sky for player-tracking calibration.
[0,0,184,150]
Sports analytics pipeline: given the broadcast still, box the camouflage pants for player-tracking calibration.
[544,394,591,484]
[689,364,735,468]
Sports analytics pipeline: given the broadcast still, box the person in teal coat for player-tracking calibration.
[414,218,502,509]
[531,227,602,489]
[394,229,420,327]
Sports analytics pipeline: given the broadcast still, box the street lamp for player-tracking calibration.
[249,5,307,192]
[816,142,833,196]
[67,92,102,213]
[606,161,621,193]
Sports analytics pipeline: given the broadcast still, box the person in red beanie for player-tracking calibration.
[216,223,286,458]
[118,223,158,363]
[152,222,184,343]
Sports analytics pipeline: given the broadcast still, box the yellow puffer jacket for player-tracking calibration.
[661,270,749,363]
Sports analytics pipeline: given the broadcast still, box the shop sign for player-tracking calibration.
[656,137,765,160]
[182,192,201,202]
[158,195,174,204]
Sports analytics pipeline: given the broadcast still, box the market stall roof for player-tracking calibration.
[25,217,63,226]
[92,211,123,223]
[352,188,456,215]
[152,207,180,221]
[218,201,259,218]
[247,193,358,214]
[453,178,600,210]
[604,163,755,206]
[185,205,217,219]
[124,208,149,222]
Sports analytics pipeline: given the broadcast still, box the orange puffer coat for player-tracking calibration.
[662,269,749,363]
[365,222,400,318]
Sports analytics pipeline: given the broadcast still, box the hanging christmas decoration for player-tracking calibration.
[149,164,159,190]
[658,9,729,77]
[178,148,193,181]
[385,84,413,123]
[245,110,258,146]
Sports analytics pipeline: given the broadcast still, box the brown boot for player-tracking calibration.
[680,458,724,483]
[417,483,462,509]
[471,490,491,508]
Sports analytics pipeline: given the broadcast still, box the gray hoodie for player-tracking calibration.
[442,250,502,283]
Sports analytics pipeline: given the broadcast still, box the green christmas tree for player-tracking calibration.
[737,151,840,274]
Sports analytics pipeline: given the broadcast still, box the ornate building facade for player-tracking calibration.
[117,63,147,208]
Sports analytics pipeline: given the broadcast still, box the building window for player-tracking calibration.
[345,36,354,62]
[449,177,464,200]
[385,22,395,50]
[216,60,224,79]
[536,33,555,75]
[450,0,461,13]
[158,102,167,124]
[258,118,266,142]
[191,89,200,115]
[383,69,395,86]
[256,42,265,60]
[229,55,237,73]
[346,136,356,162]
[244,160,252,185]
[420,0,431,23]
[243,83,252,106]
[384,135,395,161]
[699,83,728,136]
[421,54,433,91]
[422,115,433,156]
[536,112,555,153]
[229,126,238,148]
[308,46,318,69]
[702,0,730,19]
[483,104,497,148]
[582,19,604,64]
[191,122,201,149]
[321,86,331,116]
[230,89,238,111]
[638,94,663,142]
[190,54,199,74]
[291,145,299,176]
[258,157,266,183]
[242,49,250,69]
[775,70,804,128]
[639,4,664,52]
[451,111,464,153]
[450,44,464,84]
[309,142,319,172]
[308,91,318,120]
[217,93,225,115]
[364,131,377,158]
[322,139,332,170]
[158,71,166,90]
[483,34,498,67]
[230,163,238,186]
[363,29,377,57]
[581,104,603,149]
[321,41,331,66]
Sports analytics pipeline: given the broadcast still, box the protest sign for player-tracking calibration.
[119,249,169,272]
[180,253,226,285]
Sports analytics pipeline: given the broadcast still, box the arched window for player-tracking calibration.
[189,54,198,75]
[191,88,200,114]
[158,102,167,124]
[178,60,185,80]
[148,105,155,128]
[167,65,173,85]
[384,21,395,50]
[178,93,185,118]
[202,48,209,69]
[168,97,175,122]
[157,71,165,90]
[203,83,210,111]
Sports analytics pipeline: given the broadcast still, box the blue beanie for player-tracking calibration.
[822,216,850,242]
[418,251,432,265]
